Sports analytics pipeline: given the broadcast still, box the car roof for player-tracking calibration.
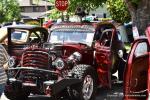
[6,24,45,30]
[0,25,48,43]
[50,22,95,32]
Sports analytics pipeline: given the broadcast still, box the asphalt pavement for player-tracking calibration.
[0,82,123,100]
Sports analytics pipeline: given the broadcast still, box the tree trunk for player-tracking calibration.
[124,0,150,35]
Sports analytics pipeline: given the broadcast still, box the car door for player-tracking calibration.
[124,39,149,100]
[94,29,114,88]
[146,27,150,100]
[7,28,29,57]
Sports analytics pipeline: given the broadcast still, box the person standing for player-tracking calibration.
[0,44,9,97]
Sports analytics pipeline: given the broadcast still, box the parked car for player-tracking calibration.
[42,20,56,29]
[123,26,150,100]
[1,21,24,27]
[0,25,49,65]
[5,22,126,100]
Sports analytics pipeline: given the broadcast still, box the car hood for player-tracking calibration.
[46,43,90,57]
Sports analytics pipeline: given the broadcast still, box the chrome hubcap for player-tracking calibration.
[82,75,94,100]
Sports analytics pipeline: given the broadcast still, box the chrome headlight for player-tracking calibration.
[68,52,82,61]
[55,58,65,70]
[9,56,16,68]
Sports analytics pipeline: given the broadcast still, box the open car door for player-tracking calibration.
[94,29,114,88]
[124,29,150,100]
[146,26,150,100]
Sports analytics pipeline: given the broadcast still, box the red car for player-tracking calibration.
[124,26,150,100]
[5,22,126,100]
[46,22,126,99]
[42,20,55,29]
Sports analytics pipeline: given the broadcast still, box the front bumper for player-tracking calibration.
[6,67,81,96]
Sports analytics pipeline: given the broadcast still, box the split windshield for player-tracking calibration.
[49,29,94,46]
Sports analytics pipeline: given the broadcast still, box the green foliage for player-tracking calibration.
[131,0,140,5]
[68,0,106,13]
[48,9,61,20]
[47,0,132,23]
[106,0,131,23]
[48,0,55,4]
[0,0,21,23]
[47,0,60,19]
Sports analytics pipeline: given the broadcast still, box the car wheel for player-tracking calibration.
[71,64,97,100]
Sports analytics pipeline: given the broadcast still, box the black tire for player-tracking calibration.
[4,90,30,100]
[71,64,97,100]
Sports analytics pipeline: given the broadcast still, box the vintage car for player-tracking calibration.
[0,25,48,65]
[123,26,150,100]
[4,22,126,100]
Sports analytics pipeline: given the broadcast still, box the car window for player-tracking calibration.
[29,31,42,43]
[100,29,113,47]
[117,30,122,41]
[49,29,94,46]
[11,31,27,41]
[134,42,148,57]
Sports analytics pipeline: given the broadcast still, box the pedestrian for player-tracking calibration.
[0,44,9,98]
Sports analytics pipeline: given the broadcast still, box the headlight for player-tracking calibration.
[9,56,16,68]
[54,58,65,70]
[68,52,82,62]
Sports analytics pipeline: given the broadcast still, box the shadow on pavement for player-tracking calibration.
[1,83,123,100]
[96,83,123,100]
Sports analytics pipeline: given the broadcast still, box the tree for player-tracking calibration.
[0,0,21,23]
[68,0,104,13]
[106,0,131,24]
[48,0,105,16]
[47,0,149,35]
[123,0,150,35]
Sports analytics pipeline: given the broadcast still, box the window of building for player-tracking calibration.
[33,6,39,12]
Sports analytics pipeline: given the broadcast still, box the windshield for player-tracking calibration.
[49,29,94,46]
[11,31,27,41]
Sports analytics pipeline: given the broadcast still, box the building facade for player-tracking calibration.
[18,0,54,18]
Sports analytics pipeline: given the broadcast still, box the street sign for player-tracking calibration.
[55,0,69,11]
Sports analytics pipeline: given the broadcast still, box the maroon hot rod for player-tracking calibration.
[0,25,49,66]
[124,26,150,100]
[4,22,126,100]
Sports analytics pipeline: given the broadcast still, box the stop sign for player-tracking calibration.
[55,0,69,11]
